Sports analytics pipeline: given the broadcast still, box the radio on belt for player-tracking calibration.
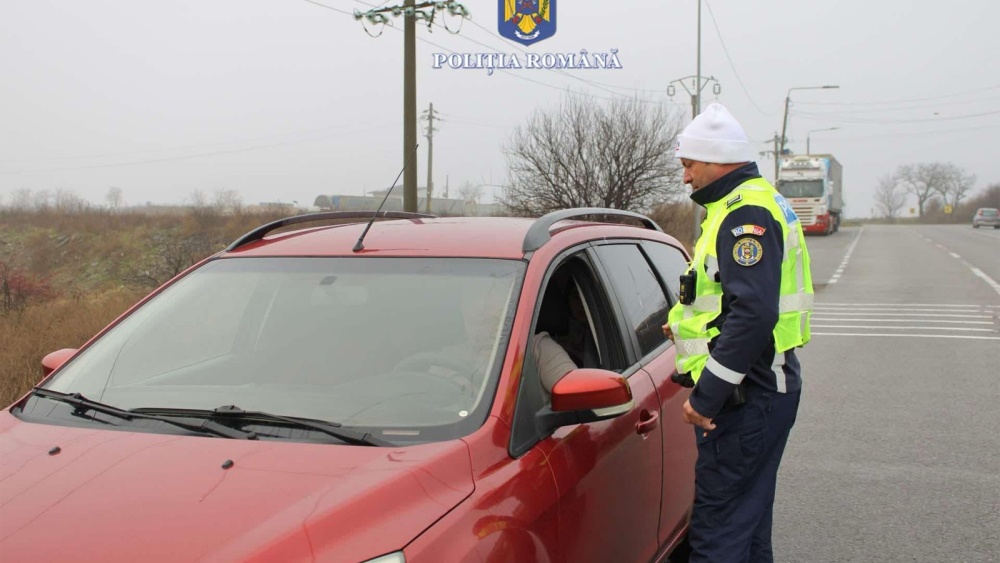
[678,270,696,305]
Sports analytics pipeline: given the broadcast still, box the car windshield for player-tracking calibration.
[777,179,824,198]
[979,209,998,216]
[43,257,525,442]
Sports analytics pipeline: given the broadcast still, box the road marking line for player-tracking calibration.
[971,267,1000,297]
[915,231,1000,298]
[811,325,996,332]
[817,302,999,308]
[812,332,1000,341]
[813,307,995,313]
[826,226,863,286]
[812,318,993,324]
[813,312,992,318]
[813,309,993,318]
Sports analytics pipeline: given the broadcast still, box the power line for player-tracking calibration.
[792,109,1000,124]
[702,0,771,116]
[304,0,686,108]
[379,14,683,107]
[788,96,1000,115]
[301,0,355,16]
[0,122,381,164]
[460,17,665,98]
[791,85,1000,107]
[0,123,395,175]
[831,124,999,141]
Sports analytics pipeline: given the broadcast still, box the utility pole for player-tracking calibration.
[696,0,701,118]
[354,2,469,212]
[759,132,783,184]
[664,1,723,242]
[694,0,702,242]
[404,0,417,212]
[668,76,721,119]
[421,102,439,214]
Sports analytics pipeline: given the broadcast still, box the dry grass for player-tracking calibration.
[0,289,144,406]
[0,207,323,407]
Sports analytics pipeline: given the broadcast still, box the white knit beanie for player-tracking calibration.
[675,103,755,164]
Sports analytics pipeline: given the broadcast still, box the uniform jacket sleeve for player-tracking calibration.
[689,205,785,418]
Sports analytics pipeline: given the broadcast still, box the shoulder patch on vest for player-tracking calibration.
[725,194,743,208]
[730,224,766,237]
[774,194,798,224]
[733,237,763,266]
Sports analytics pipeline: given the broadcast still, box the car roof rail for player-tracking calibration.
[225,211,436,252]
[523,207,663,252]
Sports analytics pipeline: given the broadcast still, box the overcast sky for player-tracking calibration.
[1,0,998,217]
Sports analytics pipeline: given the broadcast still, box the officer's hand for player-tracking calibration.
[682,399,716,434]
[662,323,673,341]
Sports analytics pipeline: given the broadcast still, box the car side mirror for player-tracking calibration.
[535,368,634,434]
[41,348,78,378]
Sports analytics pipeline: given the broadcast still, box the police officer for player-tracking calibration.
[663,103,814,562]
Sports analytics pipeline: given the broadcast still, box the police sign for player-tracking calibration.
[499,0,556,46]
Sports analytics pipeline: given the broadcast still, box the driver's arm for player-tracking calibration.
[533,331,577,393]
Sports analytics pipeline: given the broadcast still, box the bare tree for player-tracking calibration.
[458,181,484,203]
[937,163,976,211]
[105,187,125,211]
[53,188,88,213]
[188,189,209,208]
[873,173,907,221]
[187,189,219,228]
[11,188,33,210]
[213,189,244,216]
[32,189,51,211]
[501,93,685,216]
[965,183,1000,211]
[896,163,949,218]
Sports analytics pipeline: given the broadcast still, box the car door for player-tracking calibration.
[638,240,698,546]
[525,250,664,563]
[592,241,697,549]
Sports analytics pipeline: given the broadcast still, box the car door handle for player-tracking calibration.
[635,410,658,435]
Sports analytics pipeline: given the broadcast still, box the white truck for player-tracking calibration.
[776,154,844,235]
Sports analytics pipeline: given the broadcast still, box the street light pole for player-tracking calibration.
[780,85,839,156]
[806,126,840,154]
[696,0,702,117]
[693,0,703,242]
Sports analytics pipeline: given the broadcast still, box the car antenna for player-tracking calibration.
[353,143,419,253]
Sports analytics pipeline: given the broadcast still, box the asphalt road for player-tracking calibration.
[774,224,1000,562]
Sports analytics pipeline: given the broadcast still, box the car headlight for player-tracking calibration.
[817,205,828,215]
[362,552,405,563]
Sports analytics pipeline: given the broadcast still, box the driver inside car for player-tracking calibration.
[392,279,577,398]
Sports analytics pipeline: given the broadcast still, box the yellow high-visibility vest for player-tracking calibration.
[667,177,814,382]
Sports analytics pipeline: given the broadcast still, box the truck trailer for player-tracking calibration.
[776,154,844,235]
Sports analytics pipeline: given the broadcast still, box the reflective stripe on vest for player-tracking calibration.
[667,177,814,383]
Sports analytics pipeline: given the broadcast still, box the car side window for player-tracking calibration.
[593,244,670,357]
[641,240,691,305]
[534,255,628,376]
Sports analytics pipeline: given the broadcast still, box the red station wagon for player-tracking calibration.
[0,209,696,562]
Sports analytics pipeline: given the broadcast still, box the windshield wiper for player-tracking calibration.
[29,388,256,440]
[130,405,392,447]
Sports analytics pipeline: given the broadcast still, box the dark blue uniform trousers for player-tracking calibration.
[689,386,801,563]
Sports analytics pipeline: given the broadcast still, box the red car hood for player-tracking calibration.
[0,412,474,562]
